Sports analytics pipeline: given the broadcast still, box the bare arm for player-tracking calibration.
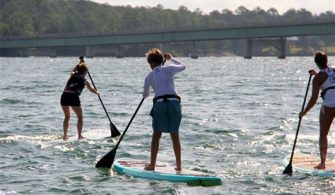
[85,80,99,95]
[299,72,326,117]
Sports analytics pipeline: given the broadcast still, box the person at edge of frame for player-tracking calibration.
[299,51,334,169]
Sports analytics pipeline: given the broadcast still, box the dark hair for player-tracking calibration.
[146,48,163,66]
[75,63,88,74]
[314,51,328,67]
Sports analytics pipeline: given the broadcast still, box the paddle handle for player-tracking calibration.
[288,74,312,165]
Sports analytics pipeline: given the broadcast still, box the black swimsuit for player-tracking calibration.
[60,74,85,106]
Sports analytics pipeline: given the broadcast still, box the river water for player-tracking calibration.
[1,56,335,194]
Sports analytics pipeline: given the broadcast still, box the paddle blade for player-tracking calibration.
[110,123,121,138]
[283,163,293,175]
[96,148,117,168]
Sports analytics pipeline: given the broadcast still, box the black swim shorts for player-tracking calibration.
[60,93,81,106]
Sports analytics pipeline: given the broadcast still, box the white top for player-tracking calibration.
[143,58,185,98]
[320,67,335,107]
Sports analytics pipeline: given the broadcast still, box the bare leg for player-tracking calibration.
[145,131,162,170]
[71,106,84,140]
[61,106,70,141]
[170,132,181,171]
[315,106,335,169]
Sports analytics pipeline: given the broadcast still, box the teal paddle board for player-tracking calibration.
[283,152,335,177]
[113,159,222,186]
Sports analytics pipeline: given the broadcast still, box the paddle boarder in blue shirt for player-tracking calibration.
[299,51,334,169]
[60,62,99,141]
[142,48,186,171]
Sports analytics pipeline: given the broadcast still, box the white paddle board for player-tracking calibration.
[113,159,222,186]
[283,152,335,176]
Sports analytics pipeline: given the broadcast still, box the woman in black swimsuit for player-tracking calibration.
[60,62,98,141]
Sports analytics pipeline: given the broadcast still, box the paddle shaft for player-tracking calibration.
[115,98,145,149]
[87,72,113,123]
[95,98,145,168]
[87,71,120,137]
[286,74,312,171]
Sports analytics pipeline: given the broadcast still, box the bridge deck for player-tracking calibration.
[0,23,334,49]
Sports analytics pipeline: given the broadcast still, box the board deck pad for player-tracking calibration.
[284,152,335,176]
[113,159,222,186]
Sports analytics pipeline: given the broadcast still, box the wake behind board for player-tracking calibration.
[283,152,335,177]
[113,159,222,186]
[51,129,111,142]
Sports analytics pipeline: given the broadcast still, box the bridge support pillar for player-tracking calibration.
[19,48,30,57]
[117,45,123,58]
[49,48,57,58]
[158,43,163,51]
[278,37,286,59]
[85,46,95,58]
[191,41,198,59]
[244,39,252,59]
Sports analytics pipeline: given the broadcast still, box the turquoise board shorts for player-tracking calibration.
[150,101,182,133]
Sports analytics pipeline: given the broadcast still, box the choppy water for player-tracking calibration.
[1,56,335,194]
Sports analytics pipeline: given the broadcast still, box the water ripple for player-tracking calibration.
[1,56,334,194]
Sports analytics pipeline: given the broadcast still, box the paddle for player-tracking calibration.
[283,74,312,174]
[95,97,145,168]
[87,71,120,138]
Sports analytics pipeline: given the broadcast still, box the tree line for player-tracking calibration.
[0,0,334,56]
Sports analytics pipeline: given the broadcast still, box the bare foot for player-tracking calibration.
[314,163,325,169]
[63,135,69,141]
[78,135,85,140]
[144,163,155,171]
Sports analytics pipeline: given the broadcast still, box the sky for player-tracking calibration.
[89,0,335,15]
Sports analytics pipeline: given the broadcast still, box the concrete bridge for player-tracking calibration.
[0,22,334,58]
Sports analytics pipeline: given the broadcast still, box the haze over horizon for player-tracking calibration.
[89,0,334,15]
